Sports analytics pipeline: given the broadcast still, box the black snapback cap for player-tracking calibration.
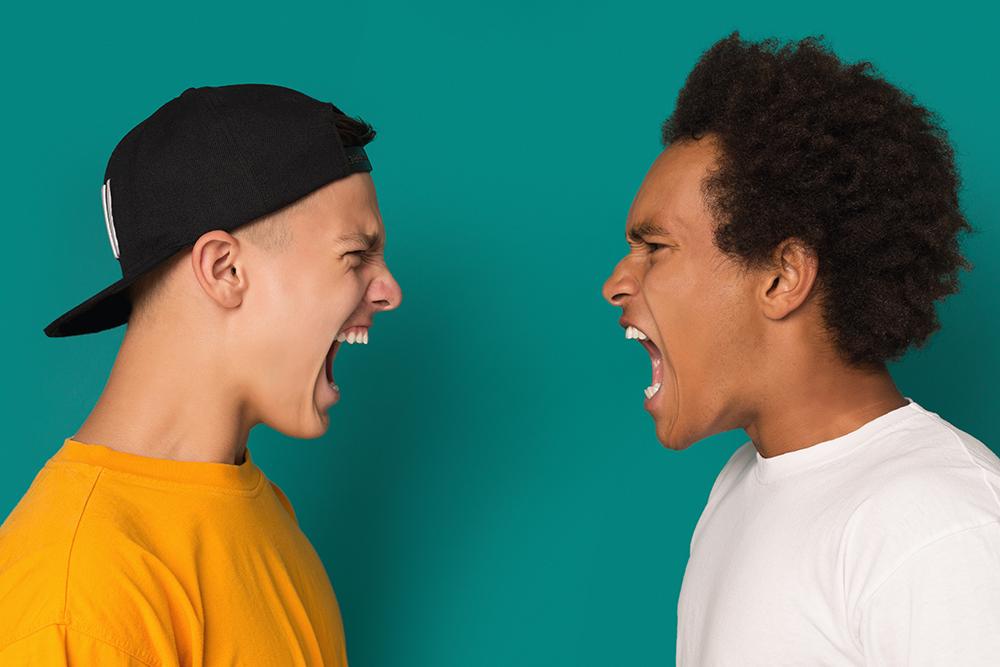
[43,83,373,338]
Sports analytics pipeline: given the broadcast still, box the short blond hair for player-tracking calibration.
[127,204,298,328]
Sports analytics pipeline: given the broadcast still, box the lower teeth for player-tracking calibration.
[644,383,662,399]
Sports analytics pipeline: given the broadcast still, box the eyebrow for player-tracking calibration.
[627,219,669,243]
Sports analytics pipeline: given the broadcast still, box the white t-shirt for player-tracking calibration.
[677,398,1000,666]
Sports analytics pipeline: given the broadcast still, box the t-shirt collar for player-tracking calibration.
[753,398,921,484]
[50,437,263,492]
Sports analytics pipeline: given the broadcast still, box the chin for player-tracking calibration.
[303,404,333,439]
[651,411,697,451]
[282,421,328,440]
[654,408,732,451]
[655,429,695,451]
[258,406,329,441]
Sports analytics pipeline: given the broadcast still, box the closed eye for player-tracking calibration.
[643,238,674,255]
[345,249,381,266]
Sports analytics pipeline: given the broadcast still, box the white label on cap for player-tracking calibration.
[101,178,120,259]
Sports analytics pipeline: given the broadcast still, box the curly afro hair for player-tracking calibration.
[661,31,972,368]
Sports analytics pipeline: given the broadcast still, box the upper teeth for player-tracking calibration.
[336,327,369,344]
[625,325,648,341]
[644,383,662,399]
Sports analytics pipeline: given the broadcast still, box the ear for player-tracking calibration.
[190,230,247,309]
[758,238,819,320]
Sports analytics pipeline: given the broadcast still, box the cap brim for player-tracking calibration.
[43,274,137,338]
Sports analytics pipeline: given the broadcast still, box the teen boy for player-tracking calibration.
[0,84,401,664]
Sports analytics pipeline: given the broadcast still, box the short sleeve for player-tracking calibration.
[0,623,156,665]
[859,520,1000,666]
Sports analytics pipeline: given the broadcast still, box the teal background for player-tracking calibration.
[3,1,997,664]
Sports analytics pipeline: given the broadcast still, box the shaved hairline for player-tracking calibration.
[127,200,307,328]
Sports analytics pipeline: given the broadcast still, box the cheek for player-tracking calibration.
[643,262,749,378]
[643,261,698,343]
[259,263,358,344]
[327,270,367,315]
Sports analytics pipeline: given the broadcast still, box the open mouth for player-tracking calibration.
[325,325,370,388]
[625,325,663,400]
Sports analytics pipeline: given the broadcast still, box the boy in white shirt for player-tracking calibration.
[602,32,1000,665]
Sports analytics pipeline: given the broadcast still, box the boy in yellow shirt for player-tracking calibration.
[0,83,402,665]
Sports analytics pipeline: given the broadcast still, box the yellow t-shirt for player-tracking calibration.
[0,437,348,666]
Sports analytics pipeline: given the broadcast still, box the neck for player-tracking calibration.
[72,322,253,465]
[744,351,907,459]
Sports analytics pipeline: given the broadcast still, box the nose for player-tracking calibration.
[602,257,639,307]
[367,266,403,312]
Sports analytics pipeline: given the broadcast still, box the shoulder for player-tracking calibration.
[0,461,103,649]
[1,461,104,555]
[1,459,192,660]
[0,472,178,663]
[848,404,1000,527]
[908,403,1000,482]
[841,404,1000,617]
[49,507,192,664]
